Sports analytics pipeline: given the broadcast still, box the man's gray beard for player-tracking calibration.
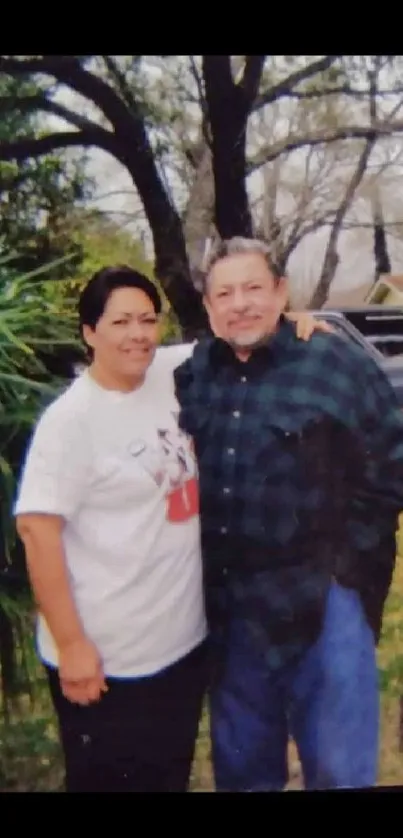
[227,326,279,353]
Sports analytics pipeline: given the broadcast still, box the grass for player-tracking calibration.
[2,555,403,792]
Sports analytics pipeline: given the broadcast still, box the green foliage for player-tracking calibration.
[378,530,403,698]
[50,209,183,343]
[75,212,154,281]
[0,251,83,713]
[0,666,64,791]
[0,74,93,277]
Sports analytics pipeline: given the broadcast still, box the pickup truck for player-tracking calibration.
[312,305,403,405]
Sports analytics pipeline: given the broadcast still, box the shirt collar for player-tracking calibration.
[209,315,296,372]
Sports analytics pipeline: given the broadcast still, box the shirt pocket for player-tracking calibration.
[258,406,326,467]
[256,408,338,534]
[262,407,359,537]
[261,406,352,468]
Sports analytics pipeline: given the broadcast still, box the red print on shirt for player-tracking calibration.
[166,477,199,522]
[157,427,199,522]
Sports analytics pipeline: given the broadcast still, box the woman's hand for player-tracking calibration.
[59,636,108,705]
[286,310,334,341]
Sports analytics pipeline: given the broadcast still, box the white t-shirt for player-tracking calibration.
[14,343,207,678]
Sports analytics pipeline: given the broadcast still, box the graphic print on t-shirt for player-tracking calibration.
[129,414,198,523]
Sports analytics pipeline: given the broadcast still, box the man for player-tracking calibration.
[174,236,403,791]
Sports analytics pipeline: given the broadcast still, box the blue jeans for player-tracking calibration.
[210,581,379,791]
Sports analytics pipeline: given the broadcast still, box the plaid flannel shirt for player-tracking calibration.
[174,317,403,670]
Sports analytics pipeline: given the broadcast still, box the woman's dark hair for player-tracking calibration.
[77,265,163,361]
[78,265,162,339]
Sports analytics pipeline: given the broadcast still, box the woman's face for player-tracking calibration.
[83,286,160,388]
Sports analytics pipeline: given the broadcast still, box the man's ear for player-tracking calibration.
[277,276,289,311]
[203,293,220,337]
[203,291,213,319]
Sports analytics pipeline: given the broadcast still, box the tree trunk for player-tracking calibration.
[370,61,391,285]
[182,145,217,274]
[203,56,265,239]
[204,91,252,236]
[373,192,391,281]
[113,135,209,339]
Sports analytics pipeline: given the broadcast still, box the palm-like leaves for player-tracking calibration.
[0,251,83,713]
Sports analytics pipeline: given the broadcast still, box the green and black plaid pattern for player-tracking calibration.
[174,318,403,669]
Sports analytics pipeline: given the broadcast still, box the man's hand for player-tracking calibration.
[58,636,108,705]
[286,311,334,341]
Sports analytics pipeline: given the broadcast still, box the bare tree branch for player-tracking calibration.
[283,211,338,264]
[189,56,206,113]
[247,121,403,173]
[0,56,133,131]
[254,56,341,110]
[280,147,319,261]
[368,57,392,283]
[309,139,376,308]
[90,188,138,202]
[0,130,114,161]
[306,59,386,304]
[0,54,210,334]
[0,94,104,133]
[239,56,267,102]
[0,56,69,75]
[264,84,403,102]
[101,55,138,112]
[188,56,210,146]
[259,157,282,242]
[6,54,403,330]
[320,219,403,229]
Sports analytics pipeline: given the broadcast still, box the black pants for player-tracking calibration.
[46,641,208,792]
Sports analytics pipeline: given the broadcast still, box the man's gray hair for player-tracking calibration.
[200,236,283,293]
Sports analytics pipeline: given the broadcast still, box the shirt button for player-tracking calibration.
[233,410,241,418]
[240,376,247,383]
[223,487,231,494]
[227,448,235,455]
[220,526,228,534]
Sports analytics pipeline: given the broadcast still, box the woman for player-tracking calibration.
[14,265,329,793]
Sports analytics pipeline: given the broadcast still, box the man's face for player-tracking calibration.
[204,251,288,354]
